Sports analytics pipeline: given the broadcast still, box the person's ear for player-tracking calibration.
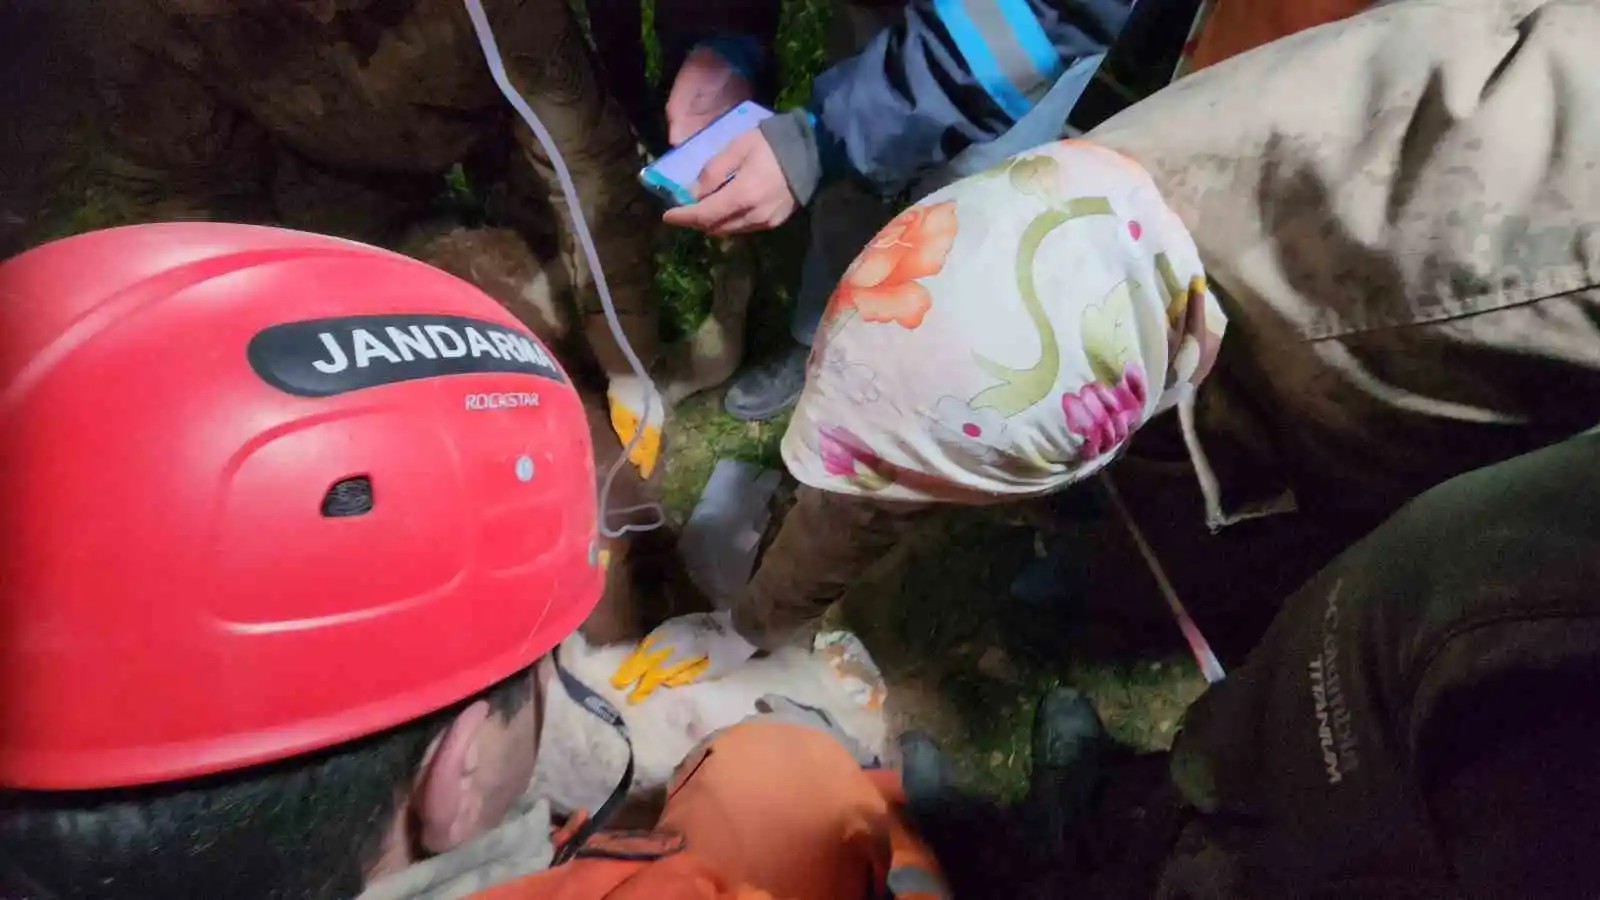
[414,700,492,854]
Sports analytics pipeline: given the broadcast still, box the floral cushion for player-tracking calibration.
[782,140,1226,504]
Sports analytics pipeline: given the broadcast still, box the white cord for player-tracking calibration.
[463,0,666,538]
[1097,471,1226,684]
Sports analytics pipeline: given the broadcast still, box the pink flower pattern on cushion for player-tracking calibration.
[1061,363,1148,460]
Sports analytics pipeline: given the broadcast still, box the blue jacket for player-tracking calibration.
[650,0,782,109]
[674,0,1132,204]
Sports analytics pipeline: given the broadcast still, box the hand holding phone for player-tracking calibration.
[640,100,773,208]
[644,101,802,236]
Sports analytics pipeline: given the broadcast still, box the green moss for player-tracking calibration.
[825,509,1207,797]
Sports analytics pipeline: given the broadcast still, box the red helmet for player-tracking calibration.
[0,223,603,790]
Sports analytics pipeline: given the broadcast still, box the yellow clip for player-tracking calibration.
[607,394,662,480]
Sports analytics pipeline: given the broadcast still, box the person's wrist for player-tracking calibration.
[758,110,824,208]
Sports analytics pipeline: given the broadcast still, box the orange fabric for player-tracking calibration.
[468,852,776,900]
[471,721,946,900]
[1185,0,1372,72]
[654,720,901,900]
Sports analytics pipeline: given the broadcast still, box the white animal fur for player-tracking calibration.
[529,633,888,815]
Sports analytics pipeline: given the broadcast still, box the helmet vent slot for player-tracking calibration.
[321,476,374,518]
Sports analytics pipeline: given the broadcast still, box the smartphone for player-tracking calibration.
[639,100,774,207]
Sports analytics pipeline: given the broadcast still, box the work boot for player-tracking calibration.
[1024,687,1109,851]
[723,340,808,422]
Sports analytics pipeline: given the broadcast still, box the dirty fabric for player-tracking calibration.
[783,140,1225,504]
[734,486,931,650]
[1156,430,1600,900]
[1088,0,1600,529]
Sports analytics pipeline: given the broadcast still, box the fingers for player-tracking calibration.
[705,199,797,236]
[625,656,709,705]
[662,187,744,234]
[695,138,751,199]
[663,658,710,687]
[665,49,721,146]
[663,189,794,237]
[665,46,746,146]
[662,135,766,235]
[684,141,748,203]
[667,107,722,147]
[611,635,713,705]
[663,93,693,146]
[660,131,799,236]
[609,636,669,690]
